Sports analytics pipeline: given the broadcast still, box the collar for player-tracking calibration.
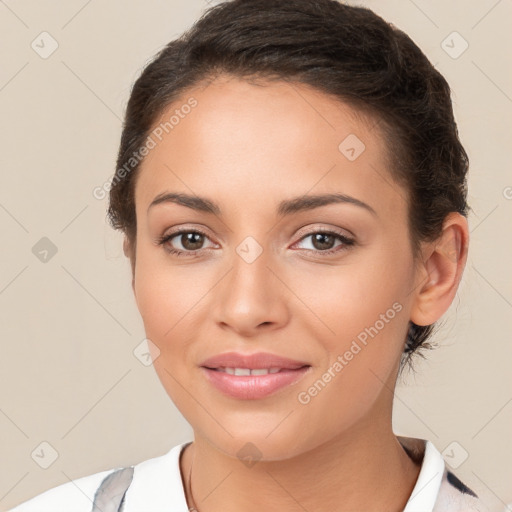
[123,436,443,512]
[399,436,445,512]
[123,441,191,512]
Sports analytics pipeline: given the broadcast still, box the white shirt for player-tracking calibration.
[8,436,489,512]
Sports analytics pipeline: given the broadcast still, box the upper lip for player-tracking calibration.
[200,352,310,370]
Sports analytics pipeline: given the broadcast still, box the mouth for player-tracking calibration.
[205,366,309,375]
[200,364,312,400]
[199,351,310,371]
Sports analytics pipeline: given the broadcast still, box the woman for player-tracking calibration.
[9,0,490,511]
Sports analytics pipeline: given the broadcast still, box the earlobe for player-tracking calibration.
[410,213,469,327]
[123,236,137,299]
[123,237,131,258]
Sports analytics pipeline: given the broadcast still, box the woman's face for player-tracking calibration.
[131,75,424,459]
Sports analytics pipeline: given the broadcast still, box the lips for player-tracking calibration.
[199,351,311,400]
[216,367,281,375]
[199,351,310,371]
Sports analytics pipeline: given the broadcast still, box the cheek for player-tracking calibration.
[132,253,204,416]
[290,245,412,401]
[133,245,208,341]
[289,302,407,446]
[292,244,412,344]
[134,271,173,341]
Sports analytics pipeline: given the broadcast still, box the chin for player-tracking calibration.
[216,437,303,463]
[197,419,322,463]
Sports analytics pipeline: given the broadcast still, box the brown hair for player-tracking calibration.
[107,0,469,374]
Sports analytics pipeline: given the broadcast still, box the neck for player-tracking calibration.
[180,413,421,512]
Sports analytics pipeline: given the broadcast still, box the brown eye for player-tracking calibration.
[294,230,355,255]
[176,232,205,251]
[310,232,336,251]
[157,229,216,257]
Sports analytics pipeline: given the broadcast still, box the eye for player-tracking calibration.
[156,227,355,258]
[156,228,216,257]
[293,230,355,256]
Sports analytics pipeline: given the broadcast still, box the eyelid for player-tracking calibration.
[157,226,216,247]
[293,223,354,241]
[156,222,215,241]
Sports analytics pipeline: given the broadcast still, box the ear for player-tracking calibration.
[123,236,136,297]
[410,212,469,326]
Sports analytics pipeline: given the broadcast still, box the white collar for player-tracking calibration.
[399,436,445,512]
[123,441,191,512]
[123,436,443,512]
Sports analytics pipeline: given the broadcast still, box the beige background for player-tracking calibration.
[0,1,511,511]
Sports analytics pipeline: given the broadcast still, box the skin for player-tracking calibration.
[124,75,469,512]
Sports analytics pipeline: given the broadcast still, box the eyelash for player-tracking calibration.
[156,228,214,258]
[156,228,355,258]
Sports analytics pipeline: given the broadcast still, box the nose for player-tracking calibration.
[213,241,290,337]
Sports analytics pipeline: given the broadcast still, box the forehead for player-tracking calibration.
[134,75,402,221]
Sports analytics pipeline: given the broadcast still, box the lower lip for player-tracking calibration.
[200,366,311,400]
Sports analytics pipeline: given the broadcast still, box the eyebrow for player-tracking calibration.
[147,192,377,217]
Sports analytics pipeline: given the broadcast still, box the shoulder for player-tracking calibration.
[7,468,120,512]
[433,467,491,512]
[398,436,491,512]
[7,442,188,512]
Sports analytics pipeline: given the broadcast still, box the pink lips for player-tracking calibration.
[199,351,311,400]
[200,351,310,370]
